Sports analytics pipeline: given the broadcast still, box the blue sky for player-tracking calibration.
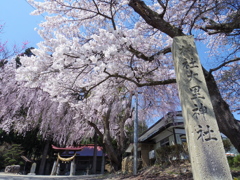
[0,0,43,49]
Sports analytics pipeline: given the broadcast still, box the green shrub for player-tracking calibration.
[227,156,234,167]
[155,144,188,166]
[222,139,232,152]
[8,159,17,165]
[227,154,240,168]
[233,155,240,167]
[1,143,24,167]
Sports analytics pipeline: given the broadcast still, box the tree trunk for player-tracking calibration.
[204,68,240,152]
[119,119,126,153]
[103,129,120,170]
[38,140,50,175]
[102,102,121,170]
[88,118,120,170]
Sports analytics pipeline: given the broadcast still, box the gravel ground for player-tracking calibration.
[1,164,239,180]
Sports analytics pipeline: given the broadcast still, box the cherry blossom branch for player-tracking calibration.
[55,0,113,20]
[0,41,29,62]
[180,0,197,28]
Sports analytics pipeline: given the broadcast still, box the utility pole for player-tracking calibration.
[133,92,138,175]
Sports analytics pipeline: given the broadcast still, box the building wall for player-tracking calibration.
[175,128,186,144]
[140,143,154,167]
[153,129,174,149]
[154,130,171,144]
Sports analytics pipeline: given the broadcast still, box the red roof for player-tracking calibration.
[52,145,83,151]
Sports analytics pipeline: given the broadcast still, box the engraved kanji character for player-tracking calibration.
[186,69,202,82]
[196,125,218,142]
[182,60,190,70]
[190,86,205,100]
[192,103,207,120]
[182,60,202,82]
[188,58,198,68]
[179,44,194,57]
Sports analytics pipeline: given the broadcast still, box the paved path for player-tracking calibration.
[0,173,104,180]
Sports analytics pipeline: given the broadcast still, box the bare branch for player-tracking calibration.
[201,9,240,35]
[209,57,240,75]
[109,0,117,30]
[85,75,111,96]
[157,0,169,17]
[63,53,80,59]
[56,0,112,20]
[127,45,171,62]
[129,0,184,38]
[71,65,89,88]
[104,69,176,87]
[87,120,103,138]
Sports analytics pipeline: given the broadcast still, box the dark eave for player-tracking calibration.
[139,122,184,143]
[139,111,182,137]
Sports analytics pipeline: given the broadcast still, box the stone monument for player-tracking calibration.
[28,162,36,175]
[172,35,232,180]
[70,158,76,176]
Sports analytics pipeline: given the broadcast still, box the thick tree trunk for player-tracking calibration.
[204,68,240,152]
[102,102,120,170]
[129,0,184,38]
[103,130,120,170]
[88,118,120,170]
[119,119,126,153]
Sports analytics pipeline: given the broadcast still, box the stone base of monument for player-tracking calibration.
[27,173,36,175]
[28,162,37,175]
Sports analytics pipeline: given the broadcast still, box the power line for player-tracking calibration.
[24,0,45,18]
